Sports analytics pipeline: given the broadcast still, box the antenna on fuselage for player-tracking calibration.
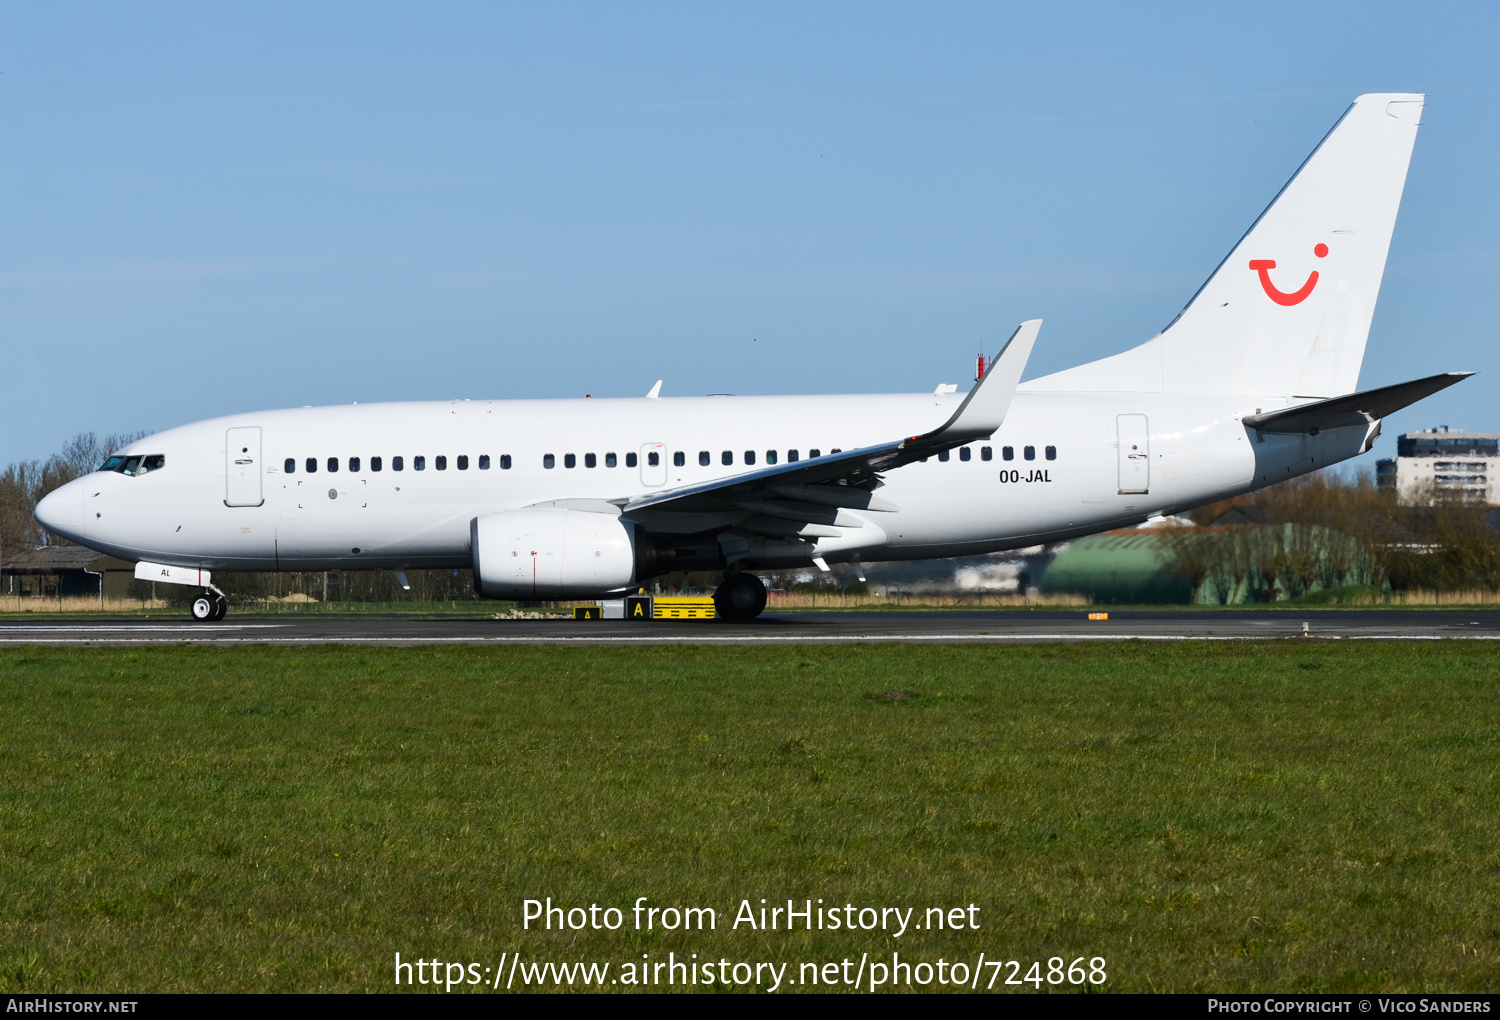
[645,380,663,399]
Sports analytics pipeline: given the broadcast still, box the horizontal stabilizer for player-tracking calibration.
[1242,372,1473,434]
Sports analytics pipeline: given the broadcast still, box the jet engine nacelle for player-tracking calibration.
[471,508,637,599]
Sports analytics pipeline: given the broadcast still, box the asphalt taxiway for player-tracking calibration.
[1,609,1498,646]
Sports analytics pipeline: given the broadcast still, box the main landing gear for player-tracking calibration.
[713,572,767,623]
[190,590,228,622]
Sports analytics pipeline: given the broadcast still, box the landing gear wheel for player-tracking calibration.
[191,592,228,622]
[714,572,767,622]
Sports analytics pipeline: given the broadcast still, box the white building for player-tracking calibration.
[1377,427,1500,505]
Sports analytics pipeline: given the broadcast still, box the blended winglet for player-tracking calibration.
[917,318,1040,445]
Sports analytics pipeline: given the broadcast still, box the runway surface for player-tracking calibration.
[2,609,1499,646]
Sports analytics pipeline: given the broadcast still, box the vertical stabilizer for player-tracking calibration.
[1032,94,1423,397]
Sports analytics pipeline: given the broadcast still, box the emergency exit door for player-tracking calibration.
[1117,415,1150,494]
[225,426,264,506]
[639,443,667,487]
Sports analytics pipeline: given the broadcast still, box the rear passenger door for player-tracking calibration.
[1116,415,1150,494]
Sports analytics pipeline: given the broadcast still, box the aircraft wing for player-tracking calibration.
[611,321,1040,530]
[1242,372,1473,435]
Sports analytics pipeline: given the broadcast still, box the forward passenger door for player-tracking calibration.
[225,427,264,507]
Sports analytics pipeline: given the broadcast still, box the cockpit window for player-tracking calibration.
[103,454,165,476]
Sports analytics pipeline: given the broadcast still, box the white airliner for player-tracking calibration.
[35,93,1470,622]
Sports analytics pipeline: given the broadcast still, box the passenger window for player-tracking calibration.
[938,450,950,462]
[765,450,778,465]
[436,456,447,470]
[499,455,511,470]
[1024,446,1035,461]
[744,451,756,466]
[372,456,383,472]
[306,457,318,473]
[1002,447,1014,461]
[349,456,361,472]
[647,452,659,467]
[1045,445,1057,461]
[544,454,555,469]
[582,453,594,468]
[140,454,165,473]
[981,446,992,461]
[415,456,426,470]
[478,455,489,469]
[458,455,469,470]
[960,447,971,462]
[809,449,821,458]
[831,448,842,454]
[627,452,638,468]
[284,458,295,473]
[673,451,685,467]
[393,456,404,471]
[699,451,710,466]
[328,457,339,473]
[605,452,617,468]
[722,451,733,466]
[564,454,576,468]
[788,450,799,462]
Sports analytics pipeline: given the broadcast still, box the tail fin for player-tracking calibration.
[1035,93,1423,397]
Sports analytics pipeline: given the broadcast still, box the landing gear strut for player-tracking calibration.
[714,572,767,622]
[190,590,228,622]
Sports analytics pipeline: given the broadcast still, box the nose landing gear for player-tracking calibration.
[713,572,767,622]
[190,590,228,622]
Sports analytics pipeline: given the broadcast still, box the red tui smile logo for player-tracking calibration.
[1249,243,1328,306]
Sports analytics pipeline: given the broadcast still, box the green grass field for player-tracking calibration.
[2,642,1498,993]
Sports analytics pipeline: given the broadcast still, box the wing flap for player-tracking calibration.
[769,484,899,511]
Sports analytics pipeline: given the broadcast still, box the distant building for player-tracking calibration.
[1,546,135,600]
[1376,427,1500,505]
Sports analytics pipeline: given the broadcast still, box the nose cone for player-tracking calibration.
[35,479,85,540]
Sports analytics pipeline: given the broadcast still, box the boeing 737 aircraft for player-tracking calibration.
[35,93,1470,622]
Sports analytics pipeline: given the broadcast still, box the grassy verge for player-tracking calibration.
[1,643,1498,993]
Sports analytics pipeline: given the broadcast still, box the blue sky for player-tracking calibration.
[2,1,1496,467]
